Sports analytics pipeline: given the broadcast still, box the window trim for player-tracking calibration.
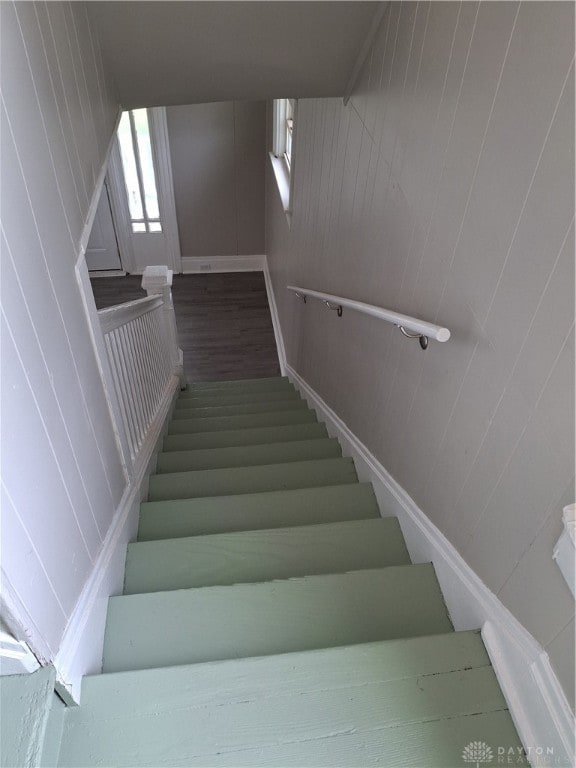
[271,98,297,223]
[119,109,163,234]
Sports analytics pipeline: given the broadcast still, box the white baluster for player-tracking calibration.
[97,283,182,472]
[108,329,138,460]
[105,334,136,463]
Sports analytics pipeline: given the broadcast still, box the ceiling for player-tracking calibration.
[88,2,380,109]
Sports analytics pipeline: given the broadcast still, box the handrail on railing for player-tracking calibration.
[98,295,163,334]
[287,285,451,350]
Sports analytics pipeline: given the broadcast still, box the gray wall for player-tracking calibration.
[89,2,377,108]
[0,2,123,659]
[167,102,265,258]
[266,1,575,707]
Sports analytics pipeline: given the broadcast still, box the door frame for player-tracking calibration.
[85,178,123,272]
[106,107,181,274]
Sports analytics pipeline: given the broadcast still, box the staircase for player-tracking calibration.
[56,376,522,767]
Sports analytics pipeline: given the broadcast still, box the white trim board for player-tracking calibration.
[0,630,41,675]
[284,363,573,766]
[181,255,266,274]
[262,256,286,376]
[53,376,180,704]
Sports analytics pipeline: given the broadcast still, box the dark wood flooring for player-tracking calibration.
[90,272,281,383]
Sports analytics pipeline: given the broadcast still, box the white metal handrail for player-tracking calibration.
[98,267,184,464]
[288,285,451,349]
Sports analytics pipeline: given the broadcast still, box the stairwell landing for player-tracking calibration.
[51,376,521,766]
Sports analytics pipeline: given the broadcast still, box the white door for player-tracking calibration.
[85,182,122,271]
[111,107,181,273]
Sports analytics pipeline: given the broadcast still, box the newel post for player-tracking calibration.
[141,265,186,389]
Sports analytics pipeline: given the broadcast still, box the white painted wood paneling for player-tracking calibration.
[0,0,123,674]
[266,0,575,710]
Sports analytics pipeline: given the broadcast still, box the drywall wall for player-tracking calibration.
[88,2,378,108]
[266,1,575,707]
[0,2,123,663]
[166,102,265,258]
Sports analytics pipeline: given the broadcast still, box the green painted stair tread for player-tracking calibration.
[183,376,295,393]
[168,409,317,434]
[102,564,453,672]
[58,709,521,768]
[162,422,329,452]
[124,518,410,593]
[155,438,342,474]
[138,483,380,540]
[147,457,358,501]
[80,631,493,700]
[174,389,302,409]
[59,634,521,768]
[171,399,308,420]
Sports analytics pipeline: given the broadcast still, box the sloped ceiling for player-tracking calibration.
[88,1,380,109]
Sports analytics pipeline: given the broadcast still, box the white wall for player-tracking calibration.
[0,1,123,664]
[266,1,575,708]
[166,101,265,258]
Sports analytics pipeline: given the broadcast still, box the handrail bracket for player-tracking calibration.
[397,325,429,350]
[323,300,343,317]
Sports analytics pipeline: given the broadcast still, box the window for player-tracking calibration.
[273,98,295,169]
[270,98,297,218]
[117,109,163,234]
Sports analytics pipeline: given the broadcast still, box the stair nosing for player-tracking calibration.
[149,455,355,482]
[174,408,314,422]
[128,516,399,550]
[172,399,308,415]
[162,423,329,452]
[156,437,341,469]
[90,630,486,682]
[113,562,436,600]
[168,410,317,434]
[140,480,377,510]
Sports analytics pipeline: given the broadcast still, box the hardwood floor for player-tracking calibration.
[90,272,281,382]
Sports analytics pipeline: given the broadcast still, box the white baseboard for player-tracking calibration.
[52,376,180,704]
[181,255,266,274]
[285,361,574,767]
[262,256,287,375]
